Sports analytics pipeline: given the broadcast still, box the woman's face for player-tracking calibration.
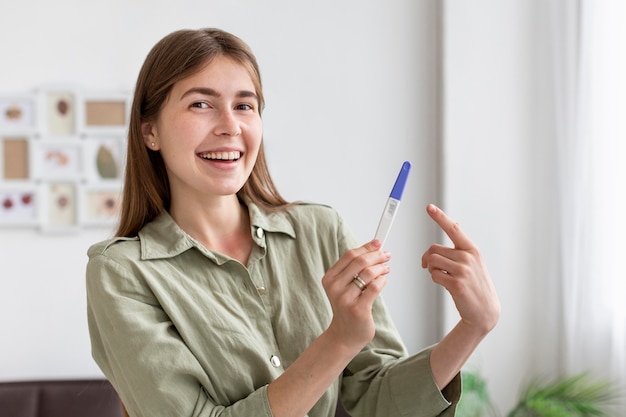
[143,56,262,204]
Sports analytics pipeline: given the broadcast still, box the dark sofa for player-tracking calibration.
[0,379,350,417]
[0,380,124,417]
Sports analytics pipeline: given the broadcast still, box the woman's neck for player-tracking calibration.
[169,195,254,265]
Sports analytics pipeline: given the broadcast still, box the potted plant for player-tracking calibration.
[457,371,618,417]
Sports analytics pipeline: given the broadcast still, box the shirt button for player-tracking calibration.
[270,355,281,368]
[256,227,264,239]
[257,286,267,295]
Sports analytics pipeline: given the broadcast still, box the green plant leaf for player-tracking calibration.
[457,371,497,417]
[508,372,618,417]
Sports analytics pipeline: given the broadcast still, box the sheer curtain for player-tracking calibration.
[551,0,626,412]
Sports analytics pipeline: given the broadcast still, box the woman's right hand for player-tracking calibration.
[267,241,391,417]
[321,239,391,353]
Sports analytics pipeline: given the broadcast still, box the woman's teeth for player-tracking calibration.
[199,151,241,160]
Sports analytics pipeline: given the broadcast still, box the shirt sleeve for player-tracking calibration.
[340,303,461,417]
[334,215,461,417]
[86,250,275,417]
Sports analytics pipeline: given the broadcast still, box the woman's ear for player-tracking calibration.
[141,121,159,150]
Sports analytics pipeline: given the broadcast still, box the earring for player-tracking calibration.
[151,142,155,147]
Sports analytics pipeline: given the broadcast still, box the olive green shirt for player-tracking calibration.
[86,202,460,417]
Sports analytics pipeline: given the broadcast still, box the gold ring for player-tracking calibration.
[352,274,367,291]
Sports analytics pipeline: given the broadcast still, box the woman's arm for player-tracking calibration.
[267,240,392,417]
[267,203,501,417]
[88,237,393,417]
[421,204,501,389]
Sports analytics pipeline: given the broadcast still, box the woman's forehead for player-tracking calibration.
[172,56,257,94]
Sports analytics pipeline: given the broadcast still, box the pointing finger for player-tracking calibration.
[426,204,475,250]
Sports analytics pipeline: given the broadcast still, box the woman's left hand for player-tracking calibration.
[421,204,500,335]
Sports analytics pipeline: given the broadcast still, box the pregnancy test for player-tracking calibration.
[374,161,412,246]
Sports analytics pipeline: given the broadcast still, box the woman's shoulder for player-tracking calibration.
[87,236,141,262]
[282,201,345,226]
[284,201,340,217]
[280,202,356,243]
[279,201,356,255]
[249,201,347,240]
[86,212,187,263]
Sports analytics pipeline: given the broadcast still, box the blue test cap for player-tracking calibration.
[389,161,412,200]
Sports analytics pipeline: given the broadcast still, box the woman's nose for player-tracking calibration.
[214,109,241,136]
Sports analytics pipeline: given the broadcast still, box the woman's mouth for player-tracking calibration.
[197,151,241,161]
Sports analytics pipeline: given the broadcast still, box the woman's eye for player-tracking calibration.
[236,103,253,111]
[191,102,209,109]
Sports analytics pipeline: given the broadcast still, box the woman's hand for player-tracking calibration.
[267,241,390,417]
[321,240,391,353]
[422,204,500,335]
[422,204,500,389]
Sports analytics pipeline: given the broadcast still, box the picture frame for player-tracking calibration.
[40,181,79,232]
[31,139,83,181]
[80,184,122,227]
[1,136,32,181]
[82,136,125,182]
[0,185,39,227]
[38,89,78,137]
[0,94,38,134]
[78,92,130,135]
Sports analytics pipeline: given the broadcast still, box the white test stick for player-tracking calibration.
[373,161,412,246]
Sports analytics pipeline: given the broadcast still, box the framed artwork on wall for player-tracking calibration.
[0,95,38,134]
[32,140,83,181]
[1,136,31,180]
[81,185,122,226]
[43,182,78,230]
[0,186,39,227]
[78,92,129,135]
[42,90,77,137]
[82,136,125,181]
[0,87,129,231]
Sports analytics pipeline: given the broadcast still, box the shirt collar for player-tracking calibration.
[138,200,296,260]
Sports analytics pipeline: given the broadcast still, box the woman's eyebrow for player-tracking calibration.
[237,90,259,101]
[180,87,258,101]
[180,87,219,99]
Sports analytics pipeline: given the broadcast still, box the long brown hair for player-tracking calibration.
[116,28,289,237]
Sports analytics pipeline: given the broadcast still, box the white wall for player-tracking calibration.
[1,1,562,414]
[442,0,559,413]
[0,0,444,381]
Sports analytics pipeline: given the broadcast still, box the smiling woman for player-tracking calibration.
[140,55,264,244]
[115,29,285,239]
[85,27,500,417]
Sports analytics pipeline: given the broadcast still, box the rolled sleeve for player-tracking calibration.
[386,347,461,417]
[342,346,460,417]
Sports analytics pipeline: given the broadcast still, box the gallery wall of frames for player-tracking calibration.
[0,89,129,232]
